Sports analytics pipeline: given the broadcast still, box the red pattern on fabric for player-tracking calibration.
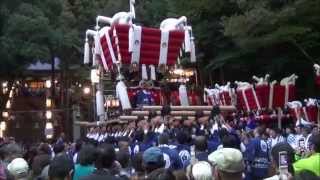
[306,105,318,122]
[316,76,320,88]
[219,91,231,106]
[171,91,180,105]
[100,29,114,70]
[150,89,162,105]
[273,85,296,108]
[100,24,185,67]
[255,85,270,109]
[188,91,199,105]
[236,88,259,111]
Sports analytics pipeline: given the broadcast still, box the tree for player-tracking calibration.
[215,0,320,96]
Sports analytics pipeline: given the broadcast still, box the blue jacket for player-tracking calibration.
[245,137,270,178]
[159,145,183,170]
[130,141,152,157]
[135,90,154,107]
[176,144,191,168]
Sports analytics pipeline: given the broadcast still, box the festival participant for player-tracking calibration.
[72,140,82,164]
[221,133,241,150]
[194,136,209,162]
[264,142,295,180]
[158,134,183,170]
[72,145,96,180]
[135,80,155,108]
[245,127,270,179]
[175,130,191,168]
[246,112,257,131]
[294,134,320,176]
[146,168,176,180]
[130,129,153,157]
[48,155,74,180]
[188,161,212,180]
[131,152,144,180]
[293,125,304,149]
[268,128,285,149]
[2,143,23,167]
[52,143,66,158]
[97,127,107,143]
[7,158,29,180]
[81,144,120,180]
[208,148,245,180]
[285,127,296,149]
[31,143,51,178]
[294,125,312,154]
[292,170,320,180]
[116,150,131,178]
[142,147,165,176]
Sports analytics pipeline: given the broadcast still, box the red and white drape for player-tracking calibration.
[237,86,261,112]
[98,24,186,71]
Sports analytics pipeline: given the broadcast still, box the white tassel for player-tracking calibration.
[96,90,105,116]
[128,26,134,52]
[92,47,96,67]
[84,39,90,64]
[184,26,191,52]
[116,81,132,110]
[179,84,189,106]
[203,91,207,103]
[95,30,100,55]
[150,65,156,80]
[142,64,148,80]
[190,40,196,62]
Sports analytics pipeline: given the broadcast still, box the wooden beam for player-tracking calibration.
[118,115,196,121]
[142,105,236,111]
[131,110,211,116]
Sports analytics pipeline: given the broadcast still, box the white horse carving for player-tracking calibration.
[235,81,251,90]
[287,101,302,109]
[96,0,135,26]
[253,74,270,85]
[280,74,298,85]
[314,64,320,76]
[160,16,187,31]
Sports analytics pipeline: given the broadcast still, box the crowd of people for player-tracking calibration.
[0,113,319,180]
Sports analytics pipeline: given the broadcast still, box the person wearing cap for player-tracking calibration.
[142,147,165,175]
[187,161,213,180]
[294,134,320,176]
[7,158,29,180]
[208,148,245,180]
